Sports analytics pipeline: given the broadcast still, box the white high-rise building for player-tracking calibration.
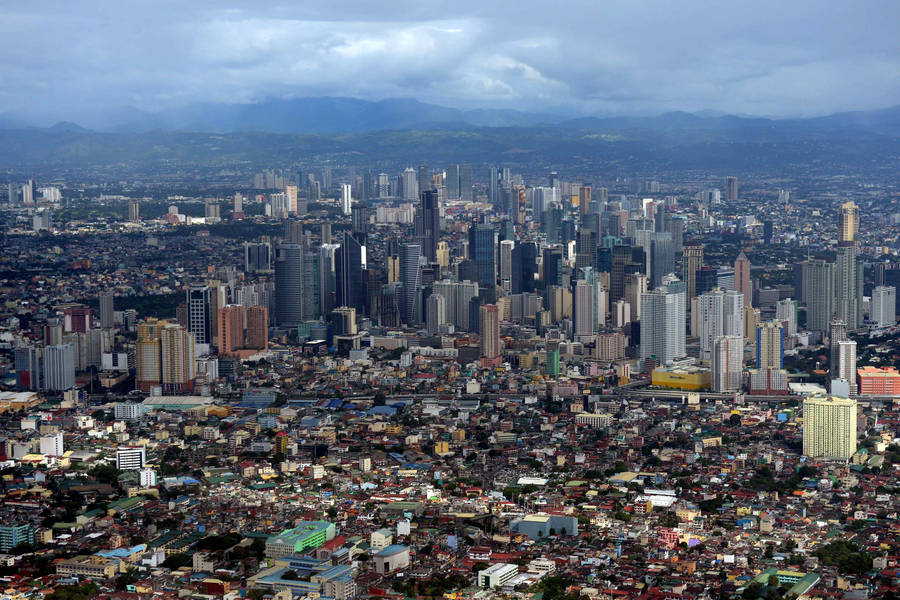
[341,183,352,216]
[499,240,514,290]
[574,280,596,338]
[835,339,858,396]
[698,289,724,359]
[426,293,446,335]
[640,277,686,364]
[43,343,76,391]
[803,395,857,459]
[139,468,157,488]
[712,335,743,392]
[776,298,797,336]
[402,167,418,202]
[724,290,744,337]
[871,286,896,328]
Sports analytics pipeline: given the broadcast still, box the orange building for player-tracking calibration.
[857,366,900,395]
[245,306,269,351]
[218,305,245,354]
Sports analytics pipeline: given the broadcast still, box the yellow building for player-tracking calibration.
[651,366,710,390]
[803,395,857,459]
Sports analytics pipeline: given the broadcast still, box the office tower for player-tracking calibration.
[116,447,147,471]
[432,280,479,331]
[872,286,896,327]
[624,272,646,321]
[401,167,418,202]
[734,251,752,307]
[479,304,501,358]
[488,166,499,208]
[341,183,352,215]
[14,347,42,390]
[445,164,460,199]
[725,176,738,202]
[574,280,596,337]
[99,291,115,329]
[640,277,686,364]
[829,319,847,377]
[40,432,64,457]
[245,306,268,351]
[724,290,744,337]
[839,201,859,243]
[542,245,564,289]
[682,242,704,300]
[244,241,273,273]
[459,164,473,202]
[510,242,536,294]
[218,305,244,354]
[22,181,33,205]
[756,321,784,370]
[161,323,195,393]
[128,199,140,222]
[499,239,515,290]
[336,233,364,314]
[377,172,390,197]
[426,293,446,335]
[578,184,592,217]
[835,244,861,329]
[712,335,743,392]
[274,243,303,326]
[775,298,797,336]
[610,245,641,302]
[834,340,858,395]
[803,395,857,459]
[351,202,369,245]
[186,286,212,345]
[698,290,724,358]
[318,243,338,315]
[399,244,422,325]
[6,182,15,205]
[469,223,497,302]
[43,344,75,391]
[763,220,773,244]
[415,189,440,262]
[649,233,675,288]
[417,164,431,193]
[803,259,835,332]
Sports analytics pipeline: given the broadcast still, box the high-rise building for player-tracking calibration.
[160,323,195,393]
[432,280,479,332]
[803,395,857,459]
[340,183,352,215]
[775,298,797,336]
[415,189,441,262]
[187,286,212,345]
[417,164,431,194]
[698,290,724,358]
[479,304,500,358]
[245,306,268,351]
[459,164,473,202]
[724,290,744,337]
[128,199,140,222]
[136,334,161,392]
[578,184,592,217]
[725,176,738,202]
[829,319,847,377]
[426,293,446,335]
[402,167,418,202]
[43,343,75,391]
[640,277,686,364]
[649,233,675,288]
[574,280,596,338]
[511,241,537,294]
[835,244,862,329]
[834,339,858,395]
[39,432,64,457]
[445,164,460,199]
[712,335,743,392]
[244,241,273,273]
[274,243,303,326]
[756,321,784,370]
[802,259,835,332]
[116,447,147,471]
[872,285,896,328]
[734,250,752,308]
[218,305,245,355]
[336,233,364,314]
[682,242,703,300]
[469,223,497,302]
[399,244,422,325]
[99,291,115,329]
[839,201,859,243]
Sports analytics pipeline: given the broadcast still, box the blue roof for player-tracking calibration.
[375,544,409,557]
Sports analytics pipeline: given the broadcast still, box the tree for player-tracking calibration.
[281,570,299,580]
[162,553,191,569]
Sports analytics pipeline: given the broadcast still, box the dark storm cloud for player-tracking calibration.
[2,0,899,122]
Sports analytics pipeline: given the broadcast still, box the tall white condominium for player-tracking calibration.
[43,343,76,391]
[712,335,743,392]
[723,290,744,337]
[640,276,686,364]
[802,395,857,459]
[425,293,446,335]
[499,240,514,289]
[835,339,858,395]
[402,167,418,202]
[775,298,797,336]
[341,183,352,216]
[698,289,724,359]
[116,446,147,471]
[871,286,896,328]
[573,280,597,338]
[756,321,784,370]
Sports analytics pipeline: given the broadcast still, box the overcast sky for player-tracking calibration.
[3,0,899,122]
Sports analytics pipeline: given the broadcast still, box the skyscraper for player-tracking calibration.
[734,250,752,308]
[43,343,75,391]
[712,335,743,392]
[187,286,212,345]
[725,176,738,202]
[417,164,431,194]
[871,285,896,328]
[99,291,115,329]
[399,244,422,325]
[445,164,460,199]
[160,323,195,393]
[479,304,500,359]
[340,183,352,215]
[756,321,784,370]
[640,277,686,364]
[775,298,797,336]
[834,339,858,395]
[274,243,303,326]
[574,280,596,338]
[698,290,724,359]
[682,242,704,300]
[245,306,268,351]
[459,164,473,202]
[838,201,859,243]
[469,223,497,302]
[803,395,857,459]
[426,293,446,335]
[542,245,564,289]
[578,184,592,217]
[510,241,537,294]
[829,319,847,377]
[835,244,861,329]
[802,259,835,332]
[724,290,744,337]
[415,189,441,262]
[336,233,364,314]
[244,241,273,273]
[649,233,675,289]
[217,305,244,355]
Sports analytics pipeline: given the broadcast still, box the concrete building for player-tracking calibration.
[871,285,896,328]
[116,447,146,471]
[265,522,336,559]
[712,335,743,392]
[374,544,410,574]
[479,563,519,589]
[802,395,857,459]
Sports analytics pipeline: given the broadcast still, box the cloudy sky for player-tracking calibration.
[3,0,899,122]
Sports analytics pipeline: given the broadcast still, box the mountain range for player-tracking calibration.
[2,96,900,137]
